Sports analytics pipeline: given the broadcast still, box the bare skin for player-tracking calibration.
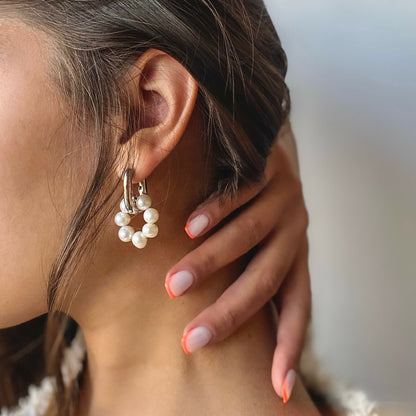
[0,19,321,416]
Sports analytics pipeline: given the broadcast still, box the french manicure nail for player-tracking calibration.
[165,270,194,298]
[185,214,209,238]
[181,326,212,354]
[282,369,296,404]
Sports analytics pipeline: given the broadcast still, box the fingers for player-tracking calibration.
[165,178,302,298]
[184,141,294,239]
[180,207,306,353]
[184,180,267,239]
[270,237,312,402]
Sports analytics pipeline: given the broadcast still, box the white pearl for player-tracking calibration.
[115,211,131,226]
[120,199,128,213]
[136,194,152,211]
[143,207,159,224]
[142,223,159,238]
[132,231,147,249]
[118,226,135,242]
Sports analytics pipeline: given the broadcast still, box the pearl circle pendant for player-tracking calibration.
[115,193,159,249]
[115,212,131,227]
[142,223,159,238]
[143,207,159,224]
[132,231,147,248]
[118,225,135,242]
[136,194,152,211]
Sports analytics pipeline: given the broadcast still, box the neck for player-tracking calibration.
[68,117,317,415]
[72,260,285,416]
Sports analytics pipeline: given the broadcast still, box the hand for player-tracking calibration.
[164,121,311,404]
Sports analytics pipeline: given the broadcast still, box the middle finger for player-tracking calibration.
[164,180,303,298]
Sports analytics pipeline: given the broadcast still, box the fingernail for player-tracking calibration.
[181,326,212,354]
[185,214,209,238]
[165,270,194,298]
[282,369,296,404]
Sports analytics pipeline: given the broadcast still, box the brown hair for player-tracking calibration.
[0,1,290,414]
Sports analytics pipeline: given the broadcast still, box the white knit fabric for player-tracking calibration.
[0,327,380,416]
[0,329,85,416]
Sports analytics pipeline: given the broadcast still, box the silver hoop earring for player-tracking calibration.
[114,168,159,248]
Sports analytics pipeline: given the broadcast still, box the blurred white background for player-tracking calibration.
[264,0,415,413]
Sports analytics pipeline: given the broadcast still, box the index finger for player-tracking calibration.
[184,144,298,239]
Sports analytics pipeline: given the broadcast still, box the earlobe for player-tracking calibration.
[119,49,199,183]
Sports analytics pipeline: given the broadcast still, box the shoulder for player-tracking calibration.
[3,327,382,416]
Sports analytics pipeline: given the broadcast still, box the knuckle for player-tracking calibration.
[209,201,226,223]
[187,246,217,279]
[215,300,238,333]
[242,215,263,247]
[214,193,239,220]
[198,248,217,276]
[261,270,280,295]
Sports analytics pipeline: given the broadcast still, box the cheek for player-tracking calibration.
[0,47,77,328]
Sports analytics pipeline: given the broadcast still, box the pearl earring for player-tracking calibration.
[114,168,159,248]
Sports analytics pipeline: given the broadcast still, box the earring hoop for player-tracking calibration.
[114,168,159,248]
[122,168,147,214]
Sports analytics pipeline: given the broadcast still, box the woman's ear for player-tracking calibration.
[118,48,198,182]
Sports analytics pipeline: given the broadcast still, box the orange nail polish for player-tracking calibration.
[165,270,194,298]
[184,223,195,239]
[282,378,288,403]
[181,326,212,354]
[164,276,177,299]
[282,369,296,404]
[184,215,209,239]
[181,332,191,354]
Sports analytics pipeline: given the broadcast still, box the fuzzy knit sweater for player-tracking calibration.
[0,327,380,416]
